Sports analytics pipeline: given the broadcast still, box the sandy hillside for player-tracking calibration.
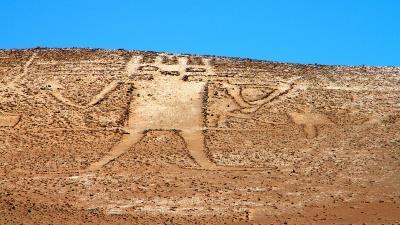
[0,48,399,224]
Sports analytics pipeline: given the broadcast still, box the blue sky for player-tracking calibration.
[1,0,399,66]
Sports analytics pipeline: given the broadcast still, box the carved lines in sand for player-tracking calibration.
[46,80,123,108]
[0,114,21,127]
[288,108,334,138]
[86,129,222,171]
[208,80,336,138]
[208,79,298,128]
[7,52,37,89]
[0,52,36,128]
[47,54,215,108]
[3,52,334,170]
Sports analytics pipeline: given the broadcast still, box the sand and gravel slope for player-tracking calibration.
[0,48,399,224]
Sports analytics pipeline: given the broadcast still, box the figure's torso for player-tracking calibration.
[128,77,206,130]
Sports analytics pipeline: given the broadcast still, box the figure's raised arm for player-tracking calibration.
[46,80,124,108]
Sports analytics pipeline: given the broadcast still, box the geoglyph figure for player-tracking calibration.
[87,54,233,171]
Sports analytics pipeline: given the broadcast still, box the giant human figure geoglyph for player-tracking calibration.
[87,54,219,170]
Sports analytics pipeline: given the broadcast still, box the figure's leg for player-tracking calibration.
[180,129,264,171]
[180,129,217,169]
[86,130,144,171]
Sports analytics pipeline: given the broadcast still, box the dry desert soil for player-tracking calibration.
[0,48,399,224]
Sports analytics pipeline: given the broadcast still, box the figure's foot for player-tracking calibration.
[85,132,144,172]
[86,156,115,172]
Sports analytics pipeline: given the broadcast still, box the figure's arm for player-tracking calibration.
[87,81,122,106]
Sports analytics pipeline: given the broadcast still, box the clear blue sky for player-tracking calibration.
[1,0,399,66]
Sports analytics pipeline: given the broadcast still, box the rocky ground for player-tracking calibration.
[0,48,399,224]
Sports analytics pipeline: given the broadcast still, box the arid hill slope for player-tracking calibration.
[0,48,399,224]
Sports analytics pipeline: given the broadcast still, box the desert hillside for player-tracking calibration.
[0,48,399,224]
